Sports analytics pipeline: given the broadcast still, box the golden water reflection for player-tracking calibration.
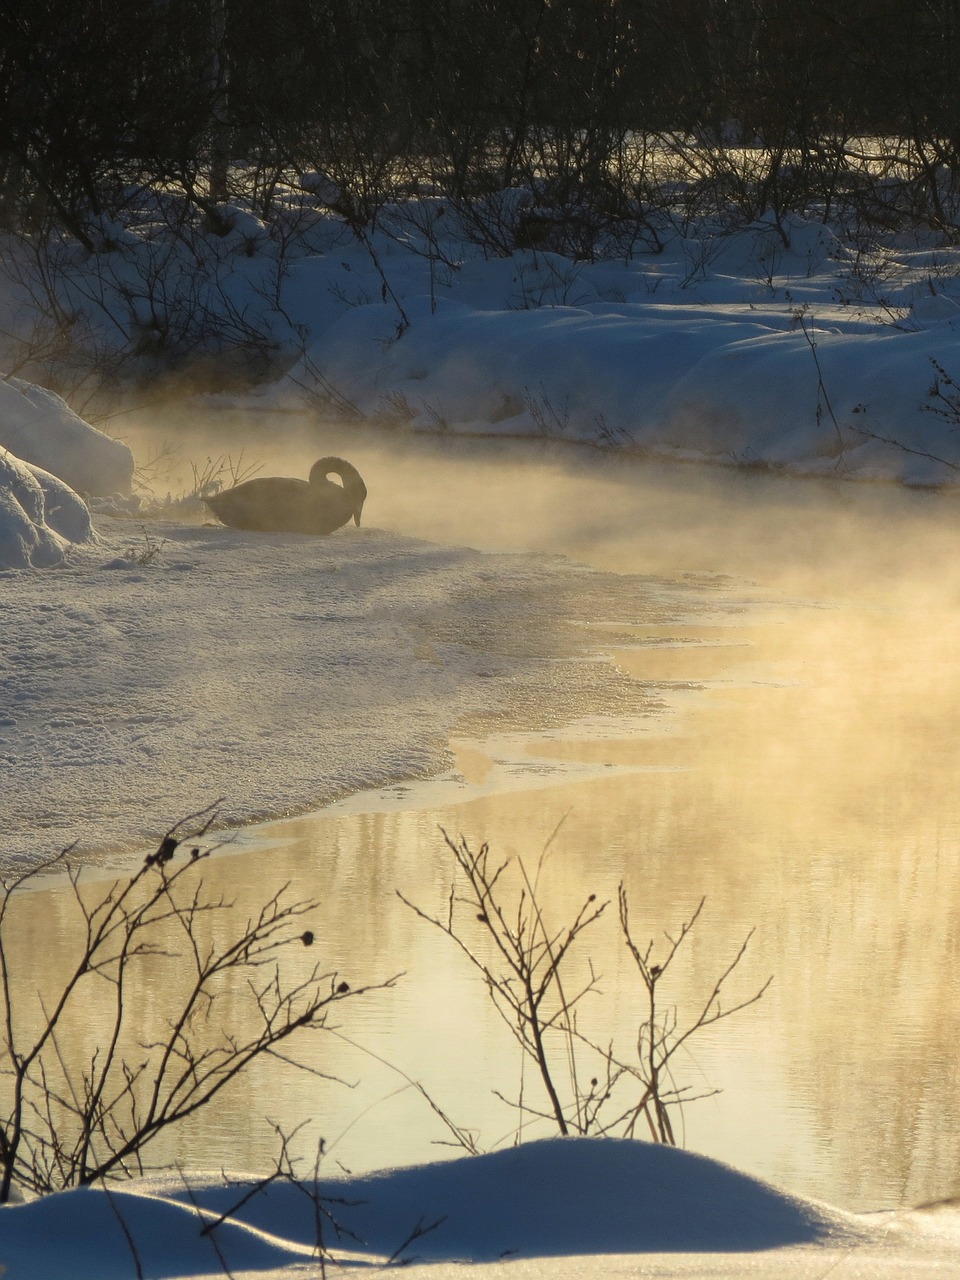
[16,588,960,1212]
[26,421,960,1210]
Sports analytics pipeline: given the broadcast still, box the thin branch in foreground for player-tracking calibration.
[400,831,770,1150]
[0,810,394,1201]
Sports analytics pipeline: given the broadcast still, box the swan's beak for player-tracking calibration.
[353,505,363,527]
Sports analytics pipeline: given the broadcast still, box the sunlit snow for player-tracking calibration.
[3,1138,959,1280]
[4,201,960,1277]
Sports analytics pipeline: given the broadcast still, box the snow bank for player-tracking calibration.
[4,1137,951,1280]
[0,1140,863,1277]
[262,211,960,484]
[6,200,960,485]
[160,1138,867,1261]
[0,377,133,496]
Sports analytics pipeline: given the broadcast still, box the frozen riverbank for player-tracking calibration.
[0,510,716,869]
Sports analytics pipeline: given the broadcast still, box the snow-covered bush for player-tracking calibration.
[0,450,97,569]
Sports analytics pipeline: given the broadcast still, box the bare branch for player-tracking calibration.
[0,812,390,1200]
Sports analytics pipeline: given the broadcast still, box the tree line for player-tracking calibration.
[2,0,960,248]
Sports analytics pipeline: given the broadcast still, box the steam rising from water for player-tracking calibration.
[115,405,960,900]
[117,402,960,597]
[98,404,960,1208]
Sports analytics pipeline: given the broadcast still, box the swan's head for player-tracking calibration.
[351,480,367,526]
[310,457,367,526]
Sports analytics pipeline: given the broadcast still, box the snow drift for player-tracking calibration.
[0,377,133,497]
[0,1139,879,1280]
[165,1138,868,1261]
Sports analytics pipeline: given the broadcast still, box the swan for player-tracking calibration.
[203,457,367,534]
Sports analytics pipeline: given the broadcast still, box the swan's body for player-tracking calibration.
[203,457,367,534]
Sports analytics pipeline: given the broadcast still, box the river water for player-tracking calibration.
[22,418,960,1210]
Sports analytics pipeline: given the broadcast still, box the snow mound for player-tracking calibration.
[153,1138,868,1263]
[1,1138,956,1279]
[0,450,98,569]
[0,1182,314,1280]
[0,378,133,497]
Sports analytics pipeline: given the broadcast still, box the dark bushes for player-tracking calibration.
[5,0,960,246]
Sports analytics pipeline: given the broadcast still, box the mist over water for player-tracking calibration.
[117,402,960,593]
[40,407,960,1208]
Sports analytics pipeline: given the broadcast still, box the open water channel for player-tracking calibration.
[21,418,960,1211]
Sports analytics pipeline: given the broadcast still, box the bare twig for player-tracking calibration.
[400,831,769,1150]
[0,809,395,1201]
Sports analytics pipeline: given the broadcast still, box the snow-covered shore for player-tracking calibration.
[6,202,960,488]
[1,504,711,868]
[271,219,960,487]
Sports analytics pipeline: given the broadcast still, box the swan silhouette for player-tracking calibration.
[203,457,367,534]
